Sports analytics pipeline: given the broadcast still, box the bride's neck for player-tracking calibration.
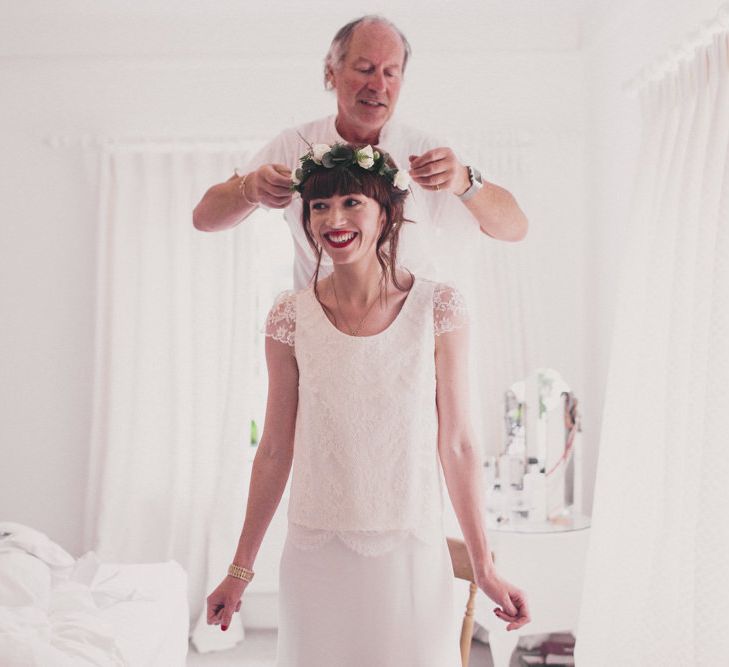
[325,264,388,307]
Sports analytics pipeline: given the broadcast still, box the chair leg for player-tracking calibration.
[459,582,478,667]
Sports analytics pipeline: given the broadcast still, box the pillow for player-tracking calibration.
[0,522,75,569]
[0,550,52,608]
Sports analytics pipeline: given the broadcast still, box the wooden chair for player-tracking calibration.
[447,537,495,667]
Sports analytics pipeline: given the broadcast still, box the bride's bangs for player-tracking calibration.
[302,166,385,203]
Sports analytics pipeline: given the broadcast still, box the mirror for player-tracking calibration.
[486,368,583,527]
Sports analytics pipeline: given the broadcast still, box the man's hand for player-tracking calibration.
[408,148,470,195]
[248,164,294,209]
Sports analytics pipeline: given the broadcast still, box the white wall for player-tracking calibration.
[2,1,597,557]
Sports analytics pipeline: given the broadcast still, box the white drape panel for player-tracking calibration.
[471,160,537,457]
[435,134,538,456]
[576,32,729,665]
[84,144,268,649]
[469,234,536,456]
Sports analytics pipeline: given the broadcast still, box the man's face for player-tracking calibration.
[328,22,405,141]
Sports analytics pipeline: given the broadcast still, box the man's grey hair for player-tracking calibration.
[324,15,412,89]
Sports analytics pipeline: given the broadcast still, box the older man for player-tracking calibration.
[193,15,528,289]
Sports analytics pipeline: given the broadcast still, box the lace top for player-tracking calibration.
[262,277,469,556]
[264,281,468,345]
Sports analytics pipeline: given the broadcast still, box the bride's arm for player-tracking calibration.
[208,303,298,631]
[434,320,495,579]
[230,336,298,569]
[435,318,531,630]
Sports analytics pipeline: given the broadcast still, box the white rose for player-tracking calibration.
[311,144,330,164]
[393,169,411,190]
[356,145,375,169]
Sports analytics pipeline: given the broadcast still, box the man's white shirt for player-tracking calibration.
[241,114,477,289]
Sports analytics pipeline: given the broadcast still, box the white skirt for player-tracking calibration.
[275,522,462,667]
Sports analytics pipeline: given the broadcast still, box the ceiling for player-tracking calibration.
[1,1,619,58]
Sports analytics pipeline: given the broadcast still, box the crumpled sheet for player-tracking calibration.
[0,528,156,667]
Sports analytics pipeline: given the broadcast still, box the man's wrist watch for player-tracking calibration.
[457,165,484,202]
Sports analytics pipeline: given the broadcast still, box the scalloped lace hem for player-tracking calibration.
[285,521,446,557]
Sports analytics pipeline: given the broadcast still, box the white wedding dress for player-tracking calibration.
[263,275,468,667]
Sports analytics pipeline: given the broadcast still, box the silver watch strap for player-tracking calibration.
[457,166,483,202]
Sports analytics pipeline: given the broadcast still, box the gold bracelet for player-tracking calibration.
[234,169,258,208]
[227,563,255,582]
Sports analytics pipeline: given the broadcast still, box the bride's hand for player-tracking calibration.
[206,576,248,631]
[476,570,531,631]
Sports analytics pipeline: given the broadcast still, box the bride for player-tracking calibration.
[206,141,530,666]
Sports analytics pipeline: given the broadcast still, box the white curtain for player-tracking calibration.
[576,31,729,665]
[473,142,539,458]
[84,143,274,650]
[435,131,539,456]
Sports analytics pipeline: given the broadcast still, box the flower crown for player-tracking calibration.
[291,141,411,194]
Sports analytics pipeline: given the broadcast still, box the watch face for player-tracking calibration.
[472,167,483,185]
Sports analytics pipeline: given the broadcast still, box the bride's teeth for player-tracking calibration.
[328,232,355,242]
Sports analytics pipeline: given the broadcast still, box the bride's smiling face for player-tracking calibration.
[308,193,385,264]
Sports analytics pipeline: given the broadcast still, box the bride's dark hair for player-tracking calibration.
[299,145,413,305]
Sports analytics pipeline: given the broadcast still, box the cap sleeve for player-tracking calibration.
[262,290,296,347]
[433,282,469,336]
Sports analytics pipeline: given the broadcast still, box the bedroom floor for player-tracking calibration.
[186,627,528,667]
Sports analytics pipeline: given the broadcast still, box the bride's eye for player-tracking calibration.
[345,198,361,207]
[311,202,327,211]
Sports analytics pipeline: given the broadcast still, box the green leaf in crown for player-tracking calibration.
[290,137,412,194]
[327,144,356,166]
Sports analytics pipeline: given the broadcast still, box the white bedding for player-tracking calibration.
[0,522,189,666]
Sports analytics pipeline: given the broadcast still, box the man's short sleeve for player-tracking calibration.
[239,129,298,175]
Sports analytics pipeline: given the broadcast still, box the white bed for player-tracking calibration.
[0,522,189,666]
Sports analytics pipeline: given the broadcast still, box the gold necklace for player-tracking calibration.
[331,276,381,336]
